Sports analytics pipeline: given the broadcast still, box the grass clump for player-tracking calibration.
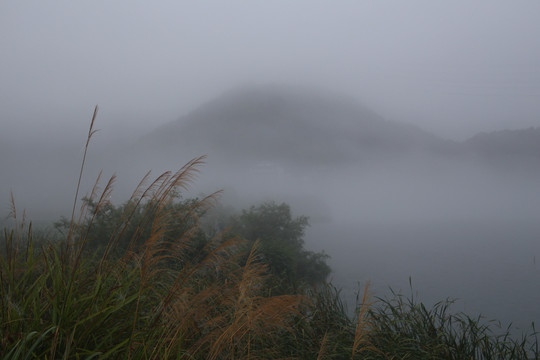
[0,109,304,359]
[0,155,313,358]
[361,287,539,360]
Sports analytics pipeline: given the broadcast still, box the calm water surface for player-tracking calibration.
[307,220,540,332]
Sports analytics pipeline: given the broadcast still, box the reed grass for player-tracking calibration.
[362,287,540,360]
[1,159,311,359]
[0,108,305,359]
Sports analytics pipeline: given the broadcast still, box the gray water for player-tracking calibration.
[307,220,540,332]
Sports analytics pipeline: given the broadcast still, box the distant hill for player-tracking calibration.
[139,85,452,169]
[465,127,540,157]
[463,127,540,172]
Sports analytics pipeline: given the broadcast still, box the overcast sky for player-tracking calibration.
[1,1,540,142]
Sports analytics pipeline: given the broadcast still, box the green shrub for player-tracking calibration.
[229,202,331,292]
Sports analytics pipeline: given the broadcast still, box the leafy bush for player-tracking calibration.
[229,202,331,292]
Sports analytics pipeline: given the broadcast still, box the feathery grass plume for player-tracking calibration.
[195,240,302,360]
[351,281,376,359]
[1,159,228,358]
[119,159,215,358]
[99,170,152,259]
[154,238,242,356]
[123,172,172,242]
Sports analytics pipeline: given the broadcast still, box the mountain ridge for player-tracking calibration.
[140,85,456,168]
[138,85,540,172]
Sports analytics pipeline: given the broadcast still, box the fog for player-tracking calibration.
[3,1,540,140]
[2,1,540,331]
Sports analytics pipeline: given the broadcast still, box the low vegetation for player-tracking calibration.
[1,111,539,359]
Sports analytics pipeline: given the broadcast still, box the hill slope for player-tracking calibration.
[464,127,540,171]
[140,85,450,169]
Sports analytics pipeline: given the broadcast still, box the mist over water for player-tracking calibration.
[308,220,540,330]
[133,106,540,332]
[2,1,540,336]
[2,83,540,334]
[216,156,540,331]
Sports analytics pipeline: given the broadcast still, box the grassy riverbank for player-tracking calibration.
[1,114,538,359]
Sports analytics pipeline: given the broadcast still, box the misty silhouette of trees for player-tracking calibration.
[54,198,331,291]
[230,202,331,291]
[54,196,209,263]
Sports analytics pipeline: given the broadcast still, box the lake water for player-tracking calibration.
[307,220,540,333]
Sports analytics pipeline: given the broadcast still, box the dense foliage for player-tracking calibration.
[230,202,331,291]
[54,196,331,294]
[54,196,212,266]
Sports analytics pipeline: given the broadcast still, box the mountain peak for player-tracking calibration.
[141,85,446,168]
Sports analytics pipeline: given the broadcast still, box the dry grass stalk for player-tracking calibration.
[317,331,329,360]
[67,105,99,248]
[202,241,302,360]
[352,281,375,358]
